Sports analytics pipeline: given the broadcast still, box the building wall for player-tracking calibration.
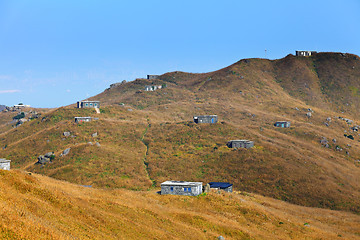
[296,51,317,57]
[144,85,162,91]
[194,115,218,124]
[225,186,233,192]
[161,184,202,196]
[209,186,233,192]
[274,122,290,128]
[77,101,100,108]
[228,141,254,149]
[0,161,10,170]
[75,117,92,123]
[147,75,159,80]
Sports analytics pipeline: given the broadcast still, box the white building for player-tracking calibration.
[0,159,11,170]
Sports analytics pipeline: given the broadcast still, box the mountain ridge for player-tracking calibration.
[0,52,360,214]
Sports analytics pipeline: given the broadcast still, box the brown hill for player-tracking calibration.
[1,52,360,215]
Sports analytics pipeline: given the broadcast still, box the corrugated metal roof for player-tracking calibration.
[161,181,202,186]
[208,182,232,189]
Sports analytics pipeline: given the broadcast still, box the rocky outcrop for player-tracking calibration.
[36,152,55,164]
[63,132,71,137]
[60,148,71,157]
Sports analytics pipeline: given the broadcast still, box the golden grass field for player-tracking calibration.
[0,170,359,239]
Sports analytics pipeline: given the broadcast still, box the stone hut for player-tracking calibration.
[74,117,98,123]
[208,182,233,192]
[144,85,162,91]
[274,121,291,128]
[0,159,11,170]
[296,51,317,57]
[161,181,203,196]
[77,101,100,108]
[227,140,254,149]
[193,115,218,124]
[147,75,159,80]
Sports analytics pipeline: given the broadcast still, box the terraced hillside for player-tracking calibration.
[1,52,360,214]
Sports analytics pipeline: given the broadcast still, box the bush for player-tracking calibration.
[13,112,25,120]
[344,134,354,140]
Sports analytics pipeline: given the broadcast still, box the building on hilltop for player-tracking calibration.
[74,117,98,123]
[274,121,291,128]
[0,159,11,170]
[144,85,162,91]
[296,51,317,57]
[227,140,254,149]
[161,181,203,196]
[147,75,159,80]
[208,182,233,192]
[193,115,218,124]
[13,104,30,108]
[77,101,100,108]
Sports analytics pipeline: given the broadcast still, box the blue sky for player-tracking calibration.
[0,0,359,108]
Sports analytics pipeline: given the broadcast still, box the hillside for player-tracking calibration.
[1,52,360,215]
[1,170,359,239]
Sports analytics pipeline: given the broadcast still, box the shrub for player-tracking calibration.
[13,112,25,120]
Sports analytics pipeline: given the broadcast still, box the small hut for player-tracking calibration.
[161,181,203,196]
[227,140,254,149]
[77,101,100,108]
[0,159,11,170]
[208,182,233,192]
[193,115,218,124]
[274,121,291,128]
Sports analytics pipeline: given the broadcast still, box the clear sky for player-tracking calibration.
[0,0,359,108]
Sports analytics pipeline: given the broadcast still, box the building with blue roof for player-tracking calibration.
[208,182,233,192]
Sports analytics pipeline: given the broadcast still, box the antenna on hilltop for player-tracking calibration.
[265,49,267,59]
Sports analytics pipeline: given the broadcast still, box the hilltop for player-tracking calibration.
[0,52,360,215]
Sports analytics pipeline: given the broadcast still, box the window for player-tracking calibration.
[90,103,93,106]
[85,103,88,106]
[184,187,187,192]
[170,187,173,191]
[188,187,191,192]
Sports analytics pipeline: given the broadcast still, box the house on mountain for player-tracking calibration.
[274,121,291,128]
[13,103,30,108]
[74,117,98,123]
[208,182,233,192]
[296,51,317,57]
[227,140,254,149]
[193,115,218,124]
[144,85,162,91]
[161,181,203,196]
[147,75,159,80]
[0,159,11,170]
[77,101,100,108]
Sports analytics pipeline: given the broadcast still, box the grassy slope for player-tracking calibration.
[0,53,360,214]
[1,170,359,240]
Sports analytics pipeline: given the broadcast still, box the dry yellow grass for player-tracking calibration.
[0,170,359,240]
